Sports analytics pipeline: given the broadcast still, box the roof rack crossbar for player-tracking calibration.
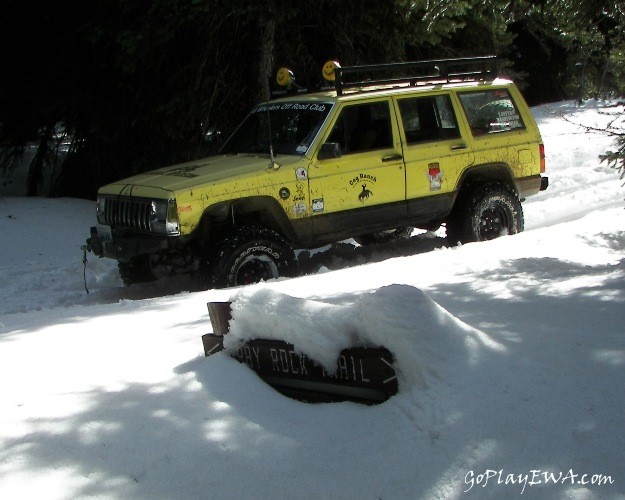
[334,55,498,95]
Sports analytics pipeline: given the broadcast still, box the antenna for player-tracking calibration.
[265,69,291,169]
[266,104,276,168]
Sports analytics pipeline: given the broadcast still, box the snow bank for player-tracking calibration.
[525,100,624,230]
[227,285,505,391]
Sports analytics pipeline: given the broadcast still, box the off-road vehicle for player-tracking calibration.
[85,56,548,287]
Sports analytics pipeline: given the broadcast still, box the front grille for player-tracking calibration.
[104,197,152,231]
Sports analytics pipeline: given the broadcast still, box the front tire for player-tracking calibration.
[204,226,297,288]
[447,183,524,245]
[118,255,157,286]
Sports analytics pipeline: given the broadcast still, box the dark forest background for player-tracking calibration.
[1,0,623,199]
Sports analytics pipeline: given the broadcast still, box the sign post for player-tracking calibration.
[202,302,398,404]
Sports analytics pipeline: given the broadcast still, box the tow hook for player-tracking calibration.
[81,243,91,294]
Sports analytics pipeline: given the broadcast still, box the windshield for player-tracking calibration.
[220,101,333,156]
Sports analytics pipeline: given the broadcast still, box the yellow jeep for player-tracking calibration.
[86,56,548,287]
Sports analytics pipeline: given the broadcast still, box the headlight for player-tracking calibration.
[150,199,180,235]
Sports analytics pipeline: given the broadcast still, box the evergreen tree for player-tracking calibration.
[1,0,623,199]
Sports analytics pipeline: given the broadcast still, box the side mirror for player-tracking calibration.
[317,142,342,160]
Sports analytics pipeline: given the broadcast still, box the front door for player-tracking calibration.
[308,99,406,238]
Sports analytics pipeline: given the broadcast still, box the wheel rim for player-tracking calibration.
[233,254,279,285]
[478,203,510,240]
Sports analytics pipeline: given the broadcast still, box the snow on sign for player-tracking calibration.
[202,302,398,404]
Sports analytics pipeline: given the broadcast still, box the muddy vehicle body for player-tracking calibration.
[85,56,548,287]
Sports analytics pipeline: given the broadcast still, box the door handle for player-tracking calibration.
[382,154,403,162]
[451,144,468,151]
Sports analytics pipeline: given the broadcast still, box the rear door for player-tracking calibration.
[393,93,473,219]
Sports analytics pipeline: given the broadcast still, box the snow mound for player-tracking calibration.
[226,284,506,391]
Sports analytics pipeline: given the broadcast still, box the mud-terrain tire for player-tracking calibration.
[446,183,524,245]
[204,226,298,288]
[118,255,156,286]
[354,227,414,246]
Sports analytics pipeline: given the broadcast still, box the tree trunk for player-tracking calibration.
[27,124,53,196]
[257,15,276,103]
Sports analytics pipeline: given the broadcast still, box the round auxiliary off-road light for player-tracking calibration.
[322,60,341,82]
[276,67,294,87]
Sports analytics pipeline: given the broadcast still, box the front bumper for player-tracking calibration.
[86,226,173,262]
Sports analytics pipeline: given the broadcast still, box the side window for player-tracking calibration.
[397,95,460,145]
[327,101,392,154]
[458,89,525,135]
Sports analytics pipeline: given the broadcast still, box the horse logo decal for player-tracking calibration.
[358,184,373,202]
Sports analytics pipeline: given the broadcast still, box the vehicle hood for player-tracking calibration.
[99,154,301,196]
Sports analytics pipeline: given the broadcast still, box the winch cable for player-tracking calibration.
[81,245,90,294]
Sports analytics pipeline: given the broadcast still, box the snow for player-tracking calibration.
[1,101,624,499]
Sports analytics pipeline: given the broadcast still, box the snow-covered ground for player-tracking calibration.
[0,101,623,499]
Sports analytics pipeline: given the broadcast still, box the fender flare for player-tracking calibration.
[196,196,298,244]
[454,163,518,203]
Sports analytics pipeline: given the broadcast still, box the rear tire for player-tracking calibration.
[446,183,523,245]
[203,226,297,288]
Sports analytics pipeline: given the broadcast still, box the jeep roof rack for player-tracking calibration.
[334,55,498,96]
[270,55,498,98]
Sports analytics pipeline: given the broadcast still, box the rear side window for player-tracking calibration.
[458,89,525,136]
[397,94,460,145]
